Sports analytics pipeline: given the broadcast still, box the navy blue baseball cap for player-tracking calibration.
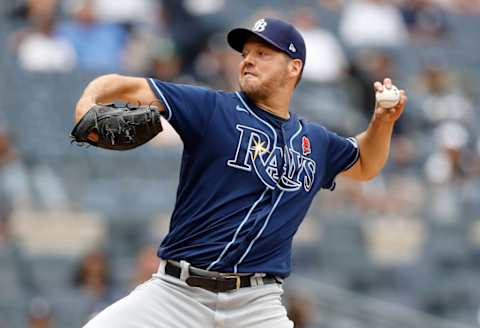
[227,17,306,66]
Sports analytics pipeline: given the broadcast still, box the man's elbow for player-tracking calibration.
[359,165,383,181]
[357,171,379,181]
[342,159,381,181]
[355,161,383,181]
[94,73,124,85]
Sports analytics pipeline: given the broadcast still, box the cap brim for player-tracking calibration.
[227,28,285,55]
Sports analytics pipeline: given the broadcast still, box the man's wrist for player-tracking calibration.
[367,115,395,137]
[370,113,396,128]
[75,96,96,122]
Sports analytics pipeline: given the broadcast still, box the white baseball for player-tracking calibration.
[376,85,400,109]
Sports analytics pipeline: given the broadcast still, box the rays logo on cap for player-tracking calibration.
[253,19,267,32]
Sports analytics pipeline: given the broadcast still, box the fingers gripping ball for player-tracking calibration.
[376,85,400,109]
[71,103,163,150]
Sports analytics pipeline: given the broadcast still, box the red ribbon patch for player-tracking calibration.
[302,136,311,156]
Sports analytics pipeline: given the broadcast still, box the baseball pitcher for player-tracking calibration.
[72,18,407,328]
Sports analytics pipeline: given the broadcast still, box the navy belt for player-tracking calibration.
[164,261,280,293]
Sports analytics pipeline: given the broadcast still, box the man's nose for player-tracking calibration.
[242,53,255,66]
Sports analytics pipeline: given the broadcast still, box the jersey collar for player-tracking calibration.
[238,91,299,134]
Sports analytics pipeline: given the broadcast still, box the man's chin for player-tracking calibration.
[240,78,256,89]
[240,81,258,95]
[239,78,272,101]
[240,86,259,99]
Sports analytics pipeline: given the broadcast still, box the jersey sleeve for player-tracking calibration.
[147,78,217,149]
[321,130,360,191]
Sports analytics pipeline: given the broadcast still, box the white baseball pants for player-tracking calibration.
[83,261,293,328]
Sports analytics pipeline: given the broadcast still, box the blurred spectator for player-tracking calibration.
[390,136,419,170]
[147,37,182,80]
[183,0,226,16]
[57,0,129,72]
[292,8,348,83]
[425,122,471,184]
[130,244,159,288]
[422,118,474,222]
[72,249,120,316]
[88,0,159,25]
[410,59,476,187]
[193,33,241,90]
[0,128,16,168]
[0,128,30,208]
[123,27,181,78]
[339,0,409,48]
[400,0,450,42]
[347,49,406,133]
[162,0,223,76]
[0,192,13,244]
[73,248,112,298]
[414,62,475,128]
[10,0,76,72]
[27,297,55,328]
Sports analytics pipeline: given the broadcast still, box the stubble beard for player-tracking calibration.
[239,71,287,102]
[240,79,269,102]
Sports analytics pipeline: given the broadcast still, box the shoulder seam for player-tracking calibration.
[148,78,173,121]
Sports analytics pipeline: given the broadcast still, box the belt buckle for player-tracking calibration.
[224,275,241,290]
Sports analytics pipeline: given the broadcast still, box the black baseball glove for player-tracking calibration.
[70,102,163,150]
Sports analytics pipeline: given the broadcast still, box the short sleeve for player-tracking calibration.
[321,131,360,191]
[147,78,217,149]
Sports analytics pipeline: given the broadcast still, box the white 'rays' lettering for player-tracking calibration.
[227,124,316,192]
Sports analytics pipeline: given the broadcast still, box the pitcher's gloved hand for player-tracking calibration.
[70,102,163,150]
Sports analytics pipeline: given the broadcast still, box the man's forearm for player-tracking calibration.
[341,78,407,181]
[355,117,394,180]
[74,74,158,123]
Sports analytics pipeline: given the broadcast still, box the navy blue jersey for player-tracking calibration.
[147,78,359,278]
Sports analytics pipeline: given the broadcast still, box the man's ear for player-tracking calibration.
[288,59,303,80]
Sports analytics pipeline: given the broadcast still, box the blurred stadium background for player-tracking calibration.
[1,0,480,327]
